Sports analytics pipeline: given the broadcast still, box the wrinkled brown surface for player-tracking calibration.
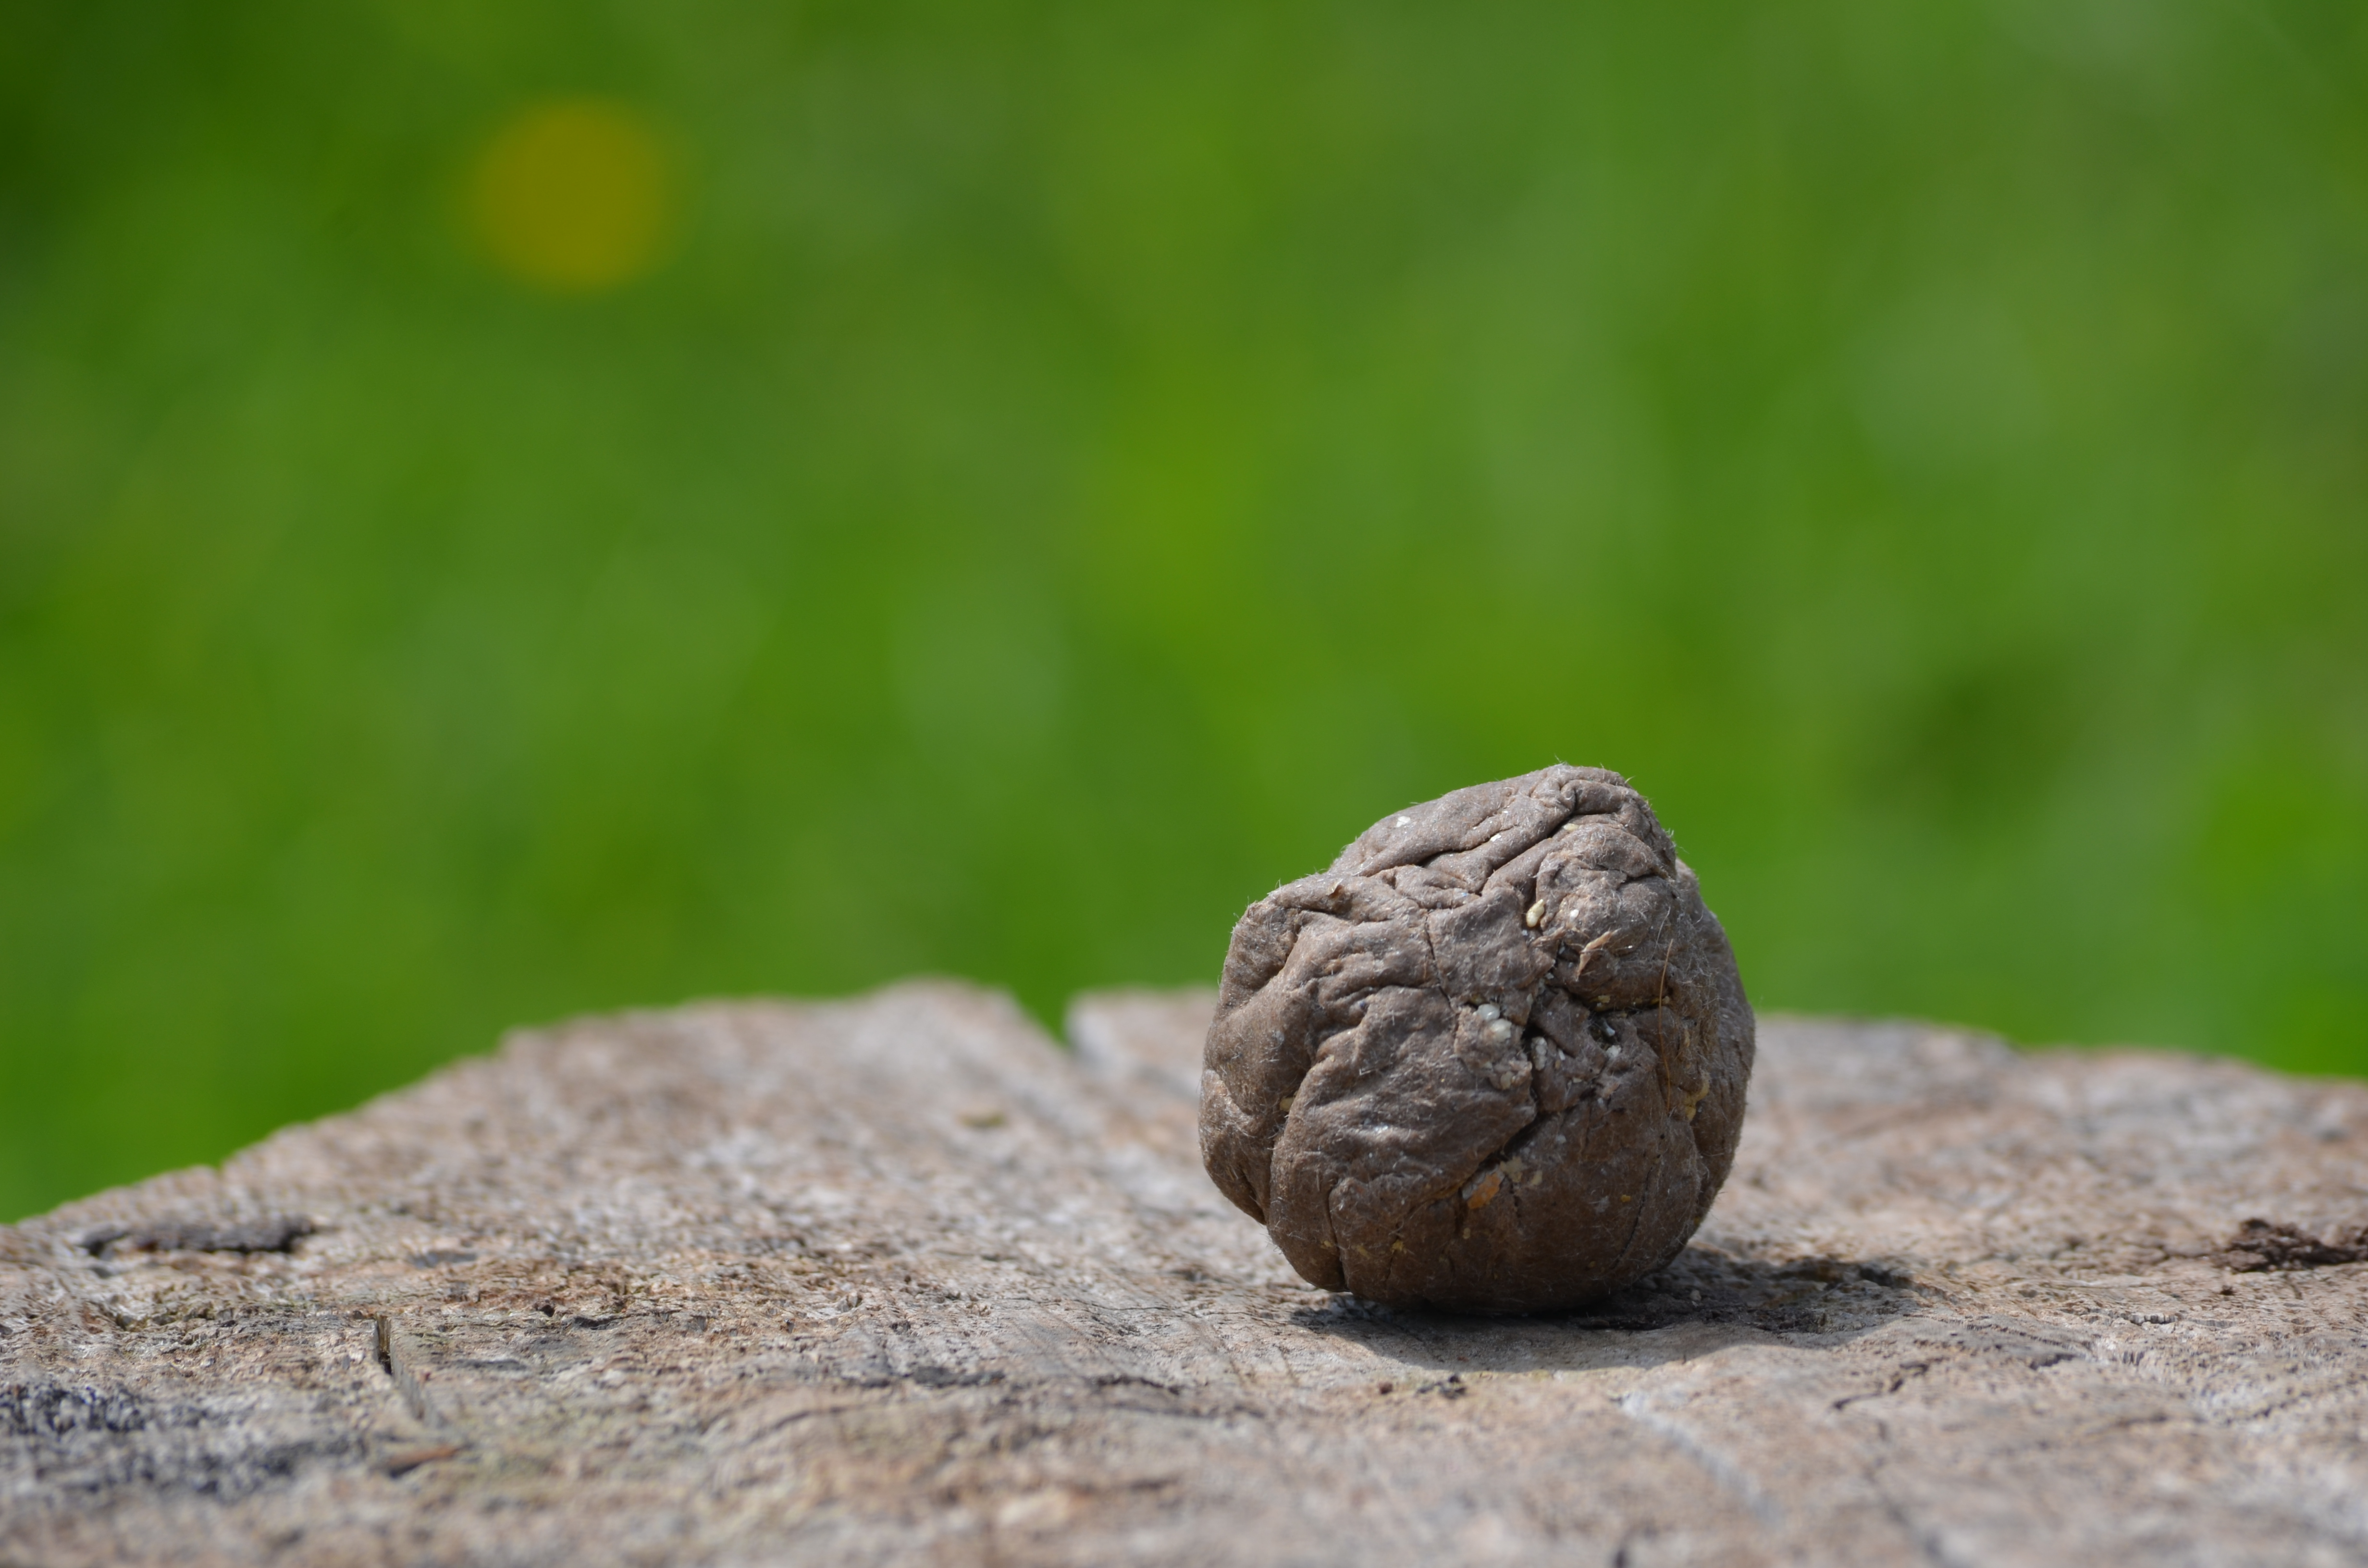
[1200,766,1754,1310]
[9,985,2368,1568]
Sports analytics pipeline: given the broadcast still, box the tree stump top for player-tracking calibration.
[6,982,2368,1566]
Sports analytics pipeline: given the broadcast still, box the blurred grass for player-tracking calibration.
[3,0,2365,1221]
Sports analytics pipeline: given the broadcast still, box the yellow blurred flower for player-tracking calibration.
[468,99,675,293]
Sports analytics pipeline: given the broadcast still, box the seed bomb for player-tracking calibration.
[1199,765,1754,1312]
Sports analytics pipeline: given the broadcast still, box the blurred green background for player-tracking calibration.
[4,0,2365,1222]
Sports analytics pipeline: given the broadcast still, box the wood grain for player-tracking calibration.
[5,982,2367,1566]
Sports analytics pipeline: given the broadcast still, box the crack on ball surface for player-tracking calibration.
[1198,765,1755,1313]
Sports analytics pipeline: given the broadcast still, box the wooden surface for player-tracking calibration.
[5,982,2368,1566]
